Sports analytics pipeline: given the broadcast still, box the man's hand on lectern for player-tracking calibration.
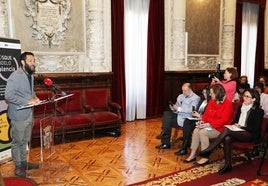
[28,97,40,104]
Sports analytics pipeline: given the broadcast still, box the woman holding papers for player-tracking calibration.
[198,89,264,174]
[183,84,233,165]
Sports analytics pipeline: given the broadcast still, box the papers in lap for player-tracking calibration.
[225,125,245,132]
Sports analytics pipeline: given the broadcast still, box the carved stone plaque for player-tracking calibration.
[8,0,85,53]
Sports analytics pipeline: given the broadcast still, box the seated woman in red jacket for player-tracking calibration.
[183,84,233,165]
[199,89,264,174]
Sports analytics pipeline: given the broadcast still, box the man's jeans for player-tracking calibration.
[11,114,33,168]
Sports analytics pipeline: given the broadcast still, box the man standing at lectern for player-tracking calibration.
[5,52,40,177]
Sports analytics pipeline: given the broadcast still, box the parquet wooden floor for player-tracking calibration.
[0,118,222,185]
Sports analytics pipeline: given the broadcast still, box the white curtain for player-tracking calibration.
[241,3,259,87]
[124,0,150,121]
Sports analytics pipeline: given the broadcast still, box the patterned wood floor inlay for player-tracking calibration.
[0,118,222,186]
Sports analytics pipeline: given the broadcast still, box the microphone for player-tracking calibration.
[43,78,67,96]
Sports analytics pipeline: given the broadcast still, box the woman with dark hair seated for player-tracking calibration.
[199,89,264,174]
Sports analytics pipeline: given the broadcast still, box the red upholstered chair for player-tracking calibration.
[3,177,38,186]
[232,117,268,162]
[55,90,93,135]
[84,88,122,138]
[231,101,242,121]
[257,117,268,176]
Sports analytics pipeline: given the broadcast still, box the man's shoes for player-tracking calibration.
[22,162,39,170]
[174,148,187,156]
[15,168,26,178]
[183,157,196,163]
[198,148,212,158]
[218,164,232,174]
[155,144,171,149]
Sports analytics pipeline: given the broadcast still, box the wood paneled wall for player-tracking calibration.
[164,71,213,107]
[34,72,113,92]
[33,71,213,112]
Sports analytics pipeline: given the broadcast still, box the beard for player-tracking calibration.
[24,63,36,75]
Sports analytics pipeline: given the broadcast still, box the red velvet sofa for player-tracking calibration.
[31,87,122,146]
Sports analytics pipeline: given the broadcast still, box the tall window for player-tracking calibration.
[241,3,259,87]
[124,0,150,121]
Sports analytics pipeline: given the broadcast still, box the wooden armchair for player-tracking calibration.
[84,88,122,138]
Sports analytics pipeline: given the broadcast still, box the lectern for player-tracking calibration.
[17,93,73,184]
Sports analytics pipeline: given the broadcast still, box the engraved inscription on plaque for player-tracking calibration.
[25,0,71,48]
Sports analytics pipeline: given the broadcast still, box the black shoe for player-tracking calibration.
[198,148,212,158]
[155,144,171,149]
[183,157,196,163]
[174,148,187,156]
[194,159,210,166]
[218,164,232,174]
[22,162,39,170]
